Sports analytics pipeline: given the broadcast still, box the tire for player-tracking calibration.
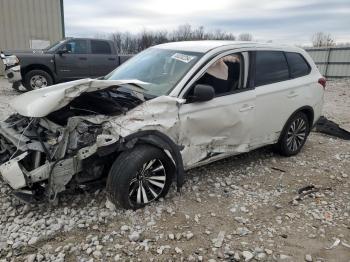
[106,145,174,210]
[24,69,53,91]
[275,112,310,156]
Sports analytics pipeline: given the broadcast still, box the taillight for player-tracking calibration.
[318,77,326,88]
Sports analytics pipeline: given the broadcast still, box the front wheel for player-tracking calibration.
[24,70,53,91]
[106,145,174,210]
[275,112,310,156]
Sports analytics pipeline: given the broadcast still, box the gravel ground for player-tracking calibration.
[0,78,349,262]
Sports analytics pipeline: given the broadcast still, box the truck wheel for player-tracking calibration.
[106,145,174,210]
[275,112,310,156]
[24,70,53,91]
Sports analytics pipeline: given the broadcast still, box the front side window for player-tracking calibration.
[285,52,311,78]
[107,48,202,96]
[64,40,88,54]
[46,40,66,52]
[255,51,289,86]
[195,53,243,96]
[91,40,112,54]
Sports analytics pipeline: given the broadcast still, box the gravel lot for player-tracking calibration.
[0,78,349,262]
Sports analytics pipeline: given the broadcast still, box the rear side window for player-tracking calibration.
[254,51,289,86]
[285,52,311,78]
[91,40,112,54]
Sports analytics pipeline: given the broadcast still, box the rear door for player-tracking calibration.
[250,50,310,148]
[54,39,90,80]
[89,40,118,77]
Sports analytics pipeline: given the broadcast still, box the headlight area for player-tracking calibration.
[0,116,66,202]
[2,55,19,67]
[0,117,119,203]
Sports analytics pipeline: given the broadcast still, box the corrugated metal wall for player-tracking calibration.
[0,0,64,75]
[306,47,350,78]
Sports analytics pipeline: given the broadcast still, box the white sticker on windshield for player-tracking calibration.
[171,53,196,63]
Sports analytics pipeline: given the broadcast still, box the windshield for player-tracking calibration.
[107,48,203,96]
[45,40,66,52]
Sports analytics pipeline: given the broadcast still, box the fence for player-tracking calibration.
[305,46,350,78]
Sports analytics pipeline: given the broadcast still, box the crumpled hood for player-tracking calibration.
[11,78,148,117]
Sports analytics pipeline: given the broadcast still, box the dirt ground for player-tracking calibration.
[0,78,349,262]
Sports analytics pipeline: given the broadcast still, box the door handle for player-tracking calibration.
[79,57,87,60]
[108,58,116,61]
[239,105,255,112]
[287,91,298,98]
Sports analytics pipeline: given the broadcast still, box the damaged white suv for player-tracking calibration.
[0,41,325,209]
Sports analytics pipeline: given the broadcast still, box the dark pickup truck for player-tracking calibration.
[1,38,132,91]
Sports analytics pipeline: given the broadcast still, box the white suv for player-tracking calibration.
[0,41,325,209]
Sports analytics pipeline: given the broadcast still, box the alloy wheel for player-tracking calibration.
[286,117,307,152]
[129,159,166,205]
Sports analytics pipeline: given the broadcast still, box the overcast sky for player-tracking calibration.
[64,0,350,45]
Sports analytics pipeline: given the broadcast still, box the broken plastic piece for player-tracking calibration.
[325,238,340,250]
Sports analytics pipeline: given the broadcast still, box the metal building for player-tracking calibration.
[306,46,350,78]
[0,0,64,75]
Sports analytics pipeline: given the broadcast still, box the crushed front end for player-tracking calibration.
[0,113,122,202]
[0,78,185,204]
[0,80,148,202]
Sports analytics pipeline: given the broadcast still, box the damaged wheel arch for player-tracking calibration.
[99,130,185,191]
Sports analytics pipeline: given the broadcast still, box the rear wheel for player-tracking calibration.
[24,70,53,91]
[276,112,310,156]
[106,145,174,210]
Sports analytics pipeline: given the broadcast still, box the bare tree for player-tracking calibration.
[312,32,335,47]
[172,24,193,41]
[238,33,253,41]
[110,32,123,53]
[192,26,205,40]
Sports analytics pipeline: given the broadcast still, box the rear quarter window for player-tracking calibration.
[254,51,289,86]
[285,52,311,78]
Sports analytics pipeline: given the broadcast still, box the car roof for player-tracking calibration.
[154,40,302,53]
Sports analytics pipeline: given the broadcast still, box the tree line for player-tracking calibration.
[105,24,253,54]
[95,24,346,53]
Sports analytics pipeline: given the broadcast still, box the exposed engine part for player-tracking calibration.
[68,121,103,152]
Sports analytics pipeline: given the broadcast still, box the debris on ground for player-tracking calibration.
[325,238,341,250]
[315,116,350,140]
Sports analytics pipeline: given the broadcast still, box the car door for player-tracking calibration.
[54,39,90,80]
[89,40,118,77]
[250,50,299,148]
[178,52,256,168]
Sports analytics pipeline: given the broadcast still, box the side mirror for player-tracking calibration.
[192,84,215,102]
[57,49,68,56]
[57,44,71,55]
